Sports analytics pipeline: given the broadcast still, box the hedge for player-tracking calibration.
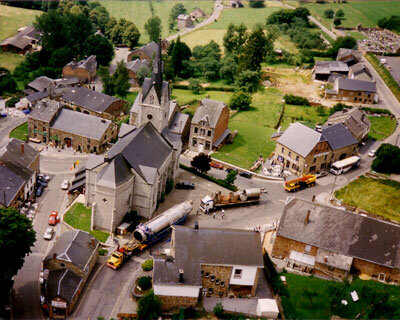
[361,107,392,115]
[179,163,238,191]
[283,94,310,106]
[172,84,235,92]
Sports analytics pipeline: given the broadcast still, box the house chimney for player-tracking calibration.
[90,237,95,248]
[194,221,199,229]
[324,256,328,263]
[53,253,57,260]
[21,143,24,154]
[304,210,310,225]
[179,269,184,283]
[312,195,316,202]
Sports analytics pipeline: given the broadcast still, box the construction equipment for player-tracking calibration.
[200,188,262,213]
[284,174,316,192]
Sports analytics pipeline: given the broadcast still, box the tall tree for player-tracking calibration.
[145,16,162,42]
[169,3,186,30]
[170,37,192,78]
[83,35,114,66]
[123,22,141,49]
[223,23,248,56]
[113,61,130,99]
[191,153,211,173]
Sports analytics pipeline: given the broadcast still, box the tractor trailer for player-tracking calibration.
[107,201,193,270]
[200,188,262,213]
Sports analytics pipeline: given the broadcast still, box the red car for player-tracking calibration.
[210,162,224,170]
[48,211,60,226]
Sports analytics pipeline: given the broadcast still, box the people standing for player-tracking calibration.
[221,209,225,219]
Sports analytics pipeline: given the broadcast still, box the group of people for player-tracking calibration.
[197,208,225,219]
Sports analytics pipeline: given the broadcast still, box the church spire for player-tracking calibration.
[152,39,163,101]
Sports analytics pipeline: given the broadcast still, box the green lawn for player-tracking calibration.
[9,122,28,141]
[64,203,110,243]
[304,1,400,29]
[280,104,329,130]
[368,115,397,140]
[120,91,138,106]
[282,272,400,319]
[101,0,214,43]
[171,88,233,106]
[335,176,400,223]
[0,51,25,72]
[347,31,367,40]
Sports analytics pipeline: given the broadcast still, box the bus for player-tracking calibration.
[330,156,360,175]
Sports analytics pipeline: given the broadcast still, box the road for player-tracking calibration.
[0,116,27,147]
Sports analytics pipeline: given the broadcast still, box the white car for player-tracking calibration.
[368,149,376,157]
[38,173,50,181]
[43,227,54,240]
[61,180,70,190]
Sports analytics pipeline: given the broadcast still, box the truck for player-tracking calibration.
[284,174,316,192]
[106,201,193,270]
[200,188,262,213]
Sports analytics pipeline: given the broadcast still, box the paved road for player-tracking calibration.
[0,117,27,146]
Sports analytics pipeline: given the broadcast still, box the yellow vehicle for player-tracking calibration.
[106,240,147,270]
[107,252,124,270]
[284,174,316,192]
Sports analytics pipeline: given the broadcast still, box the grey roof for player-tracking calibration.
[321,123,357,150]
[17,25,40,39]
[126,59,150,73]
[327,73,346,84]
[86,154,105,170]
[337,78,377,93]
[61,87,121,113]
[314,61,349,74]
[0,164,26,207]
[141,78,169,104]
[162,128,182,151]
[277,198,400,270]
[153,225,263,286]
[64,55,97,73]
[55,77,80,87]
[46,269,83,303]
[168,112,189,135]
[213,129,231,147]
[0,138,39,169]
[96,154,133,188]
[328,108,370,140]
[118,123,136,138]
[29,99,61,123]
[168,100,178,122]
[1,35,32,50]
[45,230,99,270]
[51,108,112,140]
[27,76,54,92]
[277,122,324,158]
[349,63,371,77]
[315,248,353,271]
[178,14,191,20]
[192,99,226,128]
[337,48,362,63]
[25,90,49,102]
[131,41,158,59]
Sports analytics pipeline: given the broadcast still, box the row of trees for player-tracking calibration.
[378,15,400,33]
[324,8,345,26]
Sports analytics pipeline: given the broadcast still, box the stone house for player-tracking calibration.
[127,41,158,62]
[272,197,400,283]
[0,25,40,53]
[153,225,264,311]
[273,122,358,175]
[27,76,54,93]
[62,55,97,83]
[126,59,150,86]
[42,230,99,318]
[85,121,180,229]
[61,87,127,120]
[177,14,193,30]
[189,99,230,153]
[313,61,349,81]
[0,163,27,208]
[325,78,377,104]
[336,48,363,66]
[327,107,371,142]
[348,63,373,82]
[25,76,79,98]
[19,91,49,109]
[191,8,205,19]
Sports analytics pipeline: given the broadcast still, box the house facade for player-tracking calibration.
[177,14,193,30]
[189,99,230,153]
[153,225,264,311]
[325,78,377,104]
[62,55,97,83]
[272,197,400,283]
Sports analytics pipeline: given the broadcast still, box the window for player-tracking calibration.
[208,288,213,294]
[378,273,386,282]
[281,147,285,153]
[192,138,197,147]
[103,198,107,203]
[60,263,65,268]
[313,157,316,163]
[104,135,107,140]
[310,166,316,172]
[42,127,46,131]
[215,279,220,285]
[324,155,327,160]
[234,269,242,279]
[321,163,326,169]
[207,130,212,137]
[201,270,204,277]
[147,114,153,120]
[304,245,311,254]
[210,275,215,282]
[288,152,292,158]
[88,139,91,143]
[221,281,225,288]
[358,92,361,96]
[205,272,210,278]
[87,145,90,150]
[194,127,198,134]
[296,155,299,161]
[328,266,335,272]
[149,95,154,104]
[200,128,206,135]
[205,141,211,150]
[34,124,37,129]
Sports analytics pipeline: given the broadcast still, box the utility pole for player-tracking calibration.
[330,174,338,201]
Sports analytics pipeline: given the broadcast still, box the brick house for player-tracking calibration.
[325,78,377,104]
[313,61,349,81]
[177,14,193,30]
[62,55,97,83]
[153,225,264,311]
[272,197,400,283]
[42,230,99,318]
[61,87,127,120]
[189,99,230,153]
[336,48,363,67]
[273,122,358,175]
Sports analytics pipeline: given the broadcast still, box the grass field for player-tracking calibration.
[9,122,28,141]
[171,88,233,106]
[282,272,400,319]
[281,104,329,130]
[64,203,109,243]
[335,176,400,223]
[304,1,400,29]
[368,115,397,140]
[0,51,25,72]
[101,0,214,43]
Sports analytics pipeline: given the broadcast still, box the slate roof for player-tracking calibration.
[118,123,136,138]
[126,59,150,73]
[0,138,39,169]
[153,225,263,286]
[0,164,26,207]
[277,122,324,158]
[64,55,97,73]
[25,90,49,102]
[168,112,189,135]
[337,78,377,93]
[45,230,99,270]
[349,63,372,77]
[132,41,158,59]
[328,108,370,140]
[336,48,362,64]
[192,99,226,128]
[86,154,105,170]
[29,99,61,123]
[61,87,121,113]
[277,198,400,270]
[1,26,40,50]
[314,61,349,75]
[321,123,357,150]
[27,76,54,92]
[51,108,112,140]
[46,269,83,303]
[96,154,133,188]
[177,14,191,20]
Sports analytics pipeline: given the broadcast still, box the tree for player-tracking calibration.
[137,290,161,320]
[223,23,248,56]
[169,3,186,30]
[213,302,224,318]
[83,35,114,66]
[191,153,211,174]
[329,36,357,56]
[372,143,400,174]
[234,70,260,93]
[324,9,334,19]
[229,91,252,110]
[112,61,130,98]
[333,18,342,27]
[266,24,281,42]
[335,9,345,18]
[220,55,238,84]
[0,207,36,306]
[304,289,317,308]
[110,18,127,44]
[169,37,192,78]
[224,170,238,185]
[145,16,162,42]
[188,78,202,94]
[191,41,222,81]
[327,282,345,310]
[123,22,140,48]
[136,65,152,86]
[0,68,17,95]
[249,0,265,8]
[89,5,111,33]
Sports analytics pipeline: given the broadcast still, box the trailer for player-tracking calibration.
[284,174,316,192]
[200,188,262,213]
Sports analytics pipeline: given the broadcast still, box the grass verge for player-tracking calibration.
[9,121,28,141]
[335,176,400,223]
[368,115,397,141]
[64,203,109,243]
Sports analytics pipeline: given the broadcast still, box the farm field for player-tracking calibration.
[0,51,25,72]
[304,1,400,29]
[100,0,214,43]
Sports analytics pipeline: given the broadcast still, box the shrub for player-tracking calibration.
[234,70,260,93]
[229,91,252,110]
[142,259,153,271]
[138,276,152,290]
[329,102,351,115]
[6,96,20,108]
[98,248,108,256]
[371,143,400,174]
[137,290,161,320]
[188,78,202,94]
[283,94,310,106]
[224,169,237,185]
[249,0,265,8]
[165,178,174,194]
[213,302,224,318]
[191,153,211,174]
[361,107,392,115]
[324,9,334,19]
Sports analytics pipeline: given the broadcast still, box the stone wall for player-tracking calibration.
[213,106,229,145]
[272,235,318,258]
[325,89,376,105]
[62,66,95,83]
[352,258,400,283]
[158,295,197,311]
[201,264,232,297]
[314,262,348,280]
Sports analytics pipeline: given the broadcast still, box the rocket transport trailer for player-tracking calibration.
[200,188,262,213]
[107,201,193,270]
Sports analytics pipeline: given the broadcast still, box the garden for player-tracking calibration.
[9,122,28,142]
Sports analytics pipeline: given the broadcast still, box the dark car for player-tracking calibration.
[175,181,195,190]
[37,178,48,187]
[36,185,45,197]
[239,171,253,179]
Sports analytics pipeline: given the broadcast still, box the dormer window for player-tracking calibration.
[149,95,154,104]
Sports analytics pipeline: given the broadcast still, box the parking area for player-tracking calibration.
[384,56,400,85]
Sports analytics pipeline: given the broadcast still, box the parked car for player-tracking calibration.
[43,227,54,240]
[239,171,253,179]
[226,168,238,174]
[211,162,224,170]
[315,171,328,179]
[61,179,70,190]
[38,174,50,181]
[37,178,48,188]
[48,211,60,226]
[175,181,195,189]
[36,185,45,197]
[368,149,376,157]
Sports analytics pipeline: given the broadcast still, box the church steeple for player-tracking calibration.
[151,40,163,102]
